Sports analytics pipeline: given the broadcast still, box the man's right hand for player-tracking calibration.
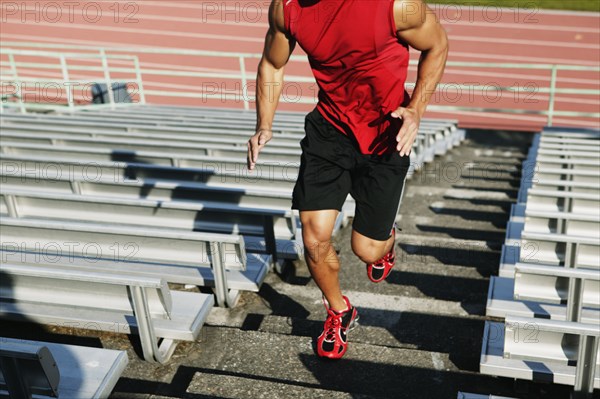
[247,129,273,171]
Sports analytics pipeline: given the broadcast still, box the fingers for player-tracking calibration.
[247,137,261,171]
[395,117,414,154]
[393,107,418,156]
[247,140,255,171]
[397,123,417,156]
[252,137,261,164]
[399,131,415,156]
[396,123,408,149]
[247,130,271,171]
[394,108,407,150]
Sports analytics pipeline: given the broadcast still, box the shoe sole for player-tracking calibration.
[348,314,359,331]
[367,266,394,283]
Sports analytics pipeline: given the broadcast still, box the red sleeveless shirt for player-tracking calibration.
[283,0,410,155]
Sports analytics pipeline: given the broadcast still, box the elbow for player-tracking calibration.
[258,57,286,78]
[425,32,449,63]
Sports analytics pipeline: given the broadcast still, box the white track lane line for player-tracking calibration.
[4,32,597,67]
[441,20,599,33]
[1,34,177,49]
[3,32,598,67]
[438,69,600,86]
[448,34,600,50]
[1,20,266,43]
[426,110,599,127]
[447,50,600,66]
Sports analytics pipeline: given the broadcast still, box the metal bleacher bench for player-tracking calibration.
[2,108,458,136]
[0,145,358,220]
[481,127,600,397]
[0,141,300,176]
[0,130,303,163]
[0,337,127,398]
[0,216,269,308]
[0,110,463,180]
[0,262,213,364]
[482,316,600,390]
[0,150,299,191]
[0,186,302,261]
[1,117,304,148]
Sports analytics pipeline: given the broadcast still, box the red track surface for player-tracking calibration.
[1,1,599,130]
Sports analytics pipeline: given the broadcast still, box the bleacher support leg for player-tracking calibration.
[130,286,176,363]
[210,241,238,307]
[573,335,599,398]
[566,276,584,323]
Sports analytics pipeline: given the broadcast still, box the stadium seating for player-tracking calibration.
[0,105,464,371]
[481,127,600,396]
[0,107,464,180]
[0,187,301,259]
[0,337,127,398]
[0,216,268,308]
[0,261,213,363]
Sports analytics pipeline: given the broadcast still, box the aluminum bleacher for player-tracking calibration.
[0,337,128,398]
[0,107,464,180]
[0,104,464,374]
[0,261,214,364]
[0,216,268,308]
[480,126,600,398]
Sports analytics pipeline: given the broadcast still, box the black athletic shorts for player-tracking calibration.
[292,108,410,241]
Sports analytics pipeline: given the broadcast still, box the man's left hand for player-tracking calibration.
[391,106,421,157]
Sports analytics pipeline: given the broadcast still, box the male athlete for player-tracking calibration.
[247,0,448,359]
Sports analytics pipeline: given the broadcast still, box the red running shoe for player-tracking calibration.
[366,226,396,283]
[316,296,359,359]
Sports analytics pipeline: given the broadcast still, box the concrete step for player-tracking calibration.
[105,324,513,399]
[187,370,359,399]
[406,186,518,202]
[206,306,485,370]
[183,327,520,399]
[398,214,507,243]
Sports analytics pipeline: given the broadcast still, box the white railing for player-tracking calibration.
[0,47,145,113]
[1,41,599,127]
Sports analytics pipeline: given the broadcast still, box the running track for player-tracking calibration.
[1,1,599,131]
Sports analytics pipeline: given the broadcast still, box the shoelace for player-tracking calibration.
[324,313,342,340]
[374,251,394,268]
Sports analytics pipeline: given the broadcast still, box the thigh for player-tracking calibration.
[292,109,354,212]
[350,152,410,241]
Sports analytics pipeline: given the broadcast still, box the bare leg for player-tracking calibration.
[351,229,395,264]
[300,210,347,312]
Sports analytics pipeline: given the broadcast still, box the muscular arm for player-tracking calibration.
[392,0,448,155]
[248,0,296,170]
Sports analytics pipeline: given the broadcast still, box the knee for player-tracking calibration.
[352,238,387,264]
[301,213,335,244]
[299,210,340,266]
[352,245,381,264]
[302,230,335,265]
